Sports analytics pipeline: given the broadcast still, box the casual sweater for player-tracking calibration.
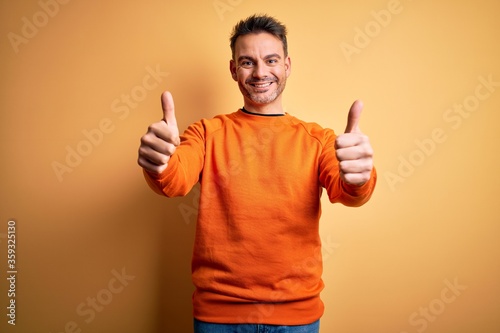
[144,109,377,325]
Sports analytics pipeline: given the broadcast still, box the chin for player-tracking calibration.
[248,89,283,104]
[249,95,278,105]
[239,82,286,105]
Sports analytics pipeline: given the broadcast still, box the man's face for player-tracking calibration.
[230,32,291,107]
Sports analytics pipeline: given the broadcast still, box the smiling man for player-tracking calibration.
[230,31,290,112]
[138,15,376,333]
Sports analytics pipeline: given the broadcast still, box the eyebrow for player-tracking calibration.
[237,53,282,62]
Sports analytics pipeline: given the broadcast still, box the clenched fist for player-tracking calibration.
[138,91,180,174]
[335,100,374,186]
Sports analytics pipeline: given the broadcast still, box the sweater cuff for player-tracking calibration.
[142,168,170,196]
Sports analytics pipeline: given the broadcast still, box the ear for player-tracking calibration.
[229,59,238,81]
[285,56,291,78]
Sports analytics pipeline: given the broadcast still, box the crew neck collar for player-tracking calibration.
[240,107,285,117]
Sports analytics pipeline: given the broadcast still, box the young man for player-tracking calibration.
[138,15,376,333]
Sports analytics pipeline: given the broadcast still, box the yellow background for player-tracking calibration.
[1,0,499,332]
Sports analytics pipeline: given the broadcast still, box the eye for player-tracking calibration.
[240,61,254,68]
[267,58,279,65]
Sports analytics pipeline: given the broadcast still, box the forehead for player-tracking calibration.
[234,32,284,58]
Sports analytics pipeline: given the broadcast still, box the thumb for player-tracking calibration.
[161,91,178,128]
[344,99,363,133]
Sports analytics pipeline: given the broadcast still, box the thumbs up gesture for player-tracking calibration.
[335,100,374,186]
[138,91,180,174]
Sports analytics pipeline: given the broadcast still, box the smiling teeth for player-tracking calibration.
[253,83,272,88]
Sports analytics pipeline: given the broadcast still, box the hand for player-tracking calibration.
[138,91,180,174]
[335,100,374,186]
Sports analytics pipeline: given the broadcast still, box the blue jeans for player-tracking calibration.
[194,319,320,333]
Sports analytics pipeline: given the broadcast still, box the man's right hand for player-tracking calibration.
[138,91,180,174]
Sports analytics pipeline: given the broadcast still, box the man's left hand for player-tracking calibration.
[335,100,374,186]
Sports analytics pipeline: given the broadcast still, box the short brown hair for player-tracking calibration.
[230,14,288,59]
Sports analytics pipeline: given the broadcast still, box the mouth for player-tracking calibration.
[248,81,274,90]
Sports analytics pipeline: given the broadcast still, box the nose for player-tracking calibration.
[252,60,267,79]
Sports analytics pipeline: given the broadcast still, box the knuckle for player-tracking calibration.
[148,121,165,133]
[147,123,157,132]
[358,158,370,171]
[157,164,168,174]
[364,145,374,156]
[164,145,175,156]
[344,173,355,184]
[140,134,153,146]
[334,137,341,147]
[164,132,175,143]
[339,160,349,171]
[160,154,171,165]
[334,135,345,148]
[359,142,373,156]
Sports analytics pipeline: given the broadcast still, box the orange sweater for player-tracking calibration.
[144,109,376,325]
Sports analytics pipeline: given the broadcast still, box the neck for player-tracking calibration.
[243,99,285,115]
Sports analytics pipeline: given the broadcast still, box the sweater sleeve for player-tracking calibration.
[318,128,377,207]
[143,121,206,197]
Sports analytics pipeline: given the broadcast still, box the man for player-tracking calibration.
[138,14,376,333]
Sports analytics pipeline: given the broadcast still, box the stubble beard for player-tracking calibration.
[241,77,287,105]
